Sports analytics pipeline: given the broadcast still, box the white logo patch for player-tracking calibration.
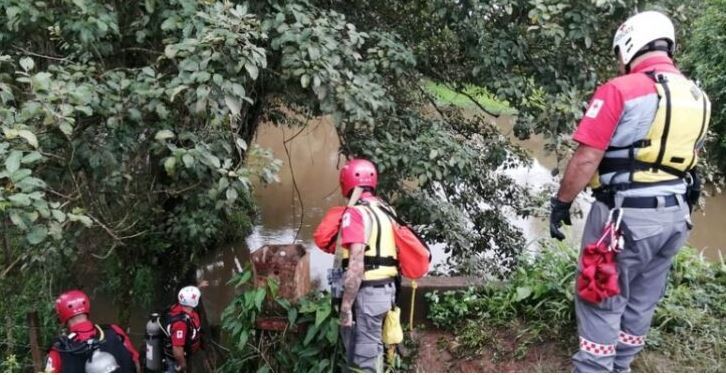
[341,212,351,228]
[176,330,184,339]
[585,99,604,119]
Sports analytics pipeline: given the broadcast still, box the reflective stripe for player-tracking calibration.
[618,331,646,346]
[579,337,616,357]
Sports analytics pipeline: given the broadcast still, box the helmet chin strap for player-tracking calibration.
[625,41,673,73]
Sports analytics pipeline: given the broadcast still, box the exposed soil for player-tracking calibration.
[411,328,572,373]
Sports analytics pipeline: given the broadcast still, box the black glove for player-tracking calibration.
[549,197,572,241]
[686,170,702,213]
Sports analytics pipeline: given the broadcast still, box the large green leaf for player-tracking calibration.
[5,150,22,173]
[164,157,176,175]
[26,225,48,245]
[315,303,331,327]
[19,57,34,72]
[15,176,46,191]
[155,129,175,141]
[8,193,31,206]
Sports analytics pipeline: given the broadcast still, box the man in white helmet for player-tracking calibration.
[549,10,711,372]
[162,286,203,372]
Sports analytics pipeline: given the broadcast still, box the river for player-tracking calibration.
[93,114,724,339]
[196,116,724,325]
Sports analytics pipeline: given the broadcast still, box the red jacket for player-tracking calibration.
[168,304,202,354]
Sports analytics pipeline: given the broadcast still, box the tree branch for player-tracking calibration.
[152,182,202,196]
[12,45,70,62]
[426,69,502,118]
[0,257,22,279]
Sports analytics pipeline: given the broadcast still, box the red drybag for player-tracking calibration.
[313,206,347,254]
[376,205,432,279]
[313,203,432,279]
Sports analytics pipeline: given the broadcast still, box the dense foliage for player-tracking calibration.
[425,245,725,371]
[220,267,413,372]
[336,0,701,151]
[0,0,723,369]
[681,0,726,182]
[220,269,347,372]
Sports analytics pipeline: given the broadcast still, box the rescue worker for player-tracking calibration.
[163,285,202,373]
[45,290,140,373]
[334,159,398,372]
[549,11,711,372]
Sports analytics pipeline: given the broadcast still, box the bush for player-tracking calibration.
[427,240,577,336]
[219,268,346,372]
[426,244,725,371]
[682,0,726,181]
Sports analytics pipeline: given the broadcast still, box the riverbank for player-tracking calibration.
[214,243,723,372]
[416,244,725,372]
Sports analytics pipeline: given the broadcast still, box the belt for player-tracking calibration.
[597,194,683,209]
[361,278,396,288]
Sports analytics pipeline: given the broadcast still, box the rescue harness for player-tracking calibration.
[340,201,398,272]
[597,71,711,187]
[50,324,135,373]
[158,307,201,358]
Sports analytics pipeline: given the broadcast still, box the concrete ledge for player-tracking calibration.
[401,276,482,289]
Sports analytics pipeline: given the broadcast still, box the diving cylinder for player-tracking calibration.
[144,313,163,372]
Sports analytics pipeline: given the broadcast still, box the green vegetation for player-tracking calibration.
[425,244,725,372]
[0,259,61,372]
[423,81,515,115]
[220,268,345,372]
[1,0,724,370]
[682,0,726,182]
[219,267,412,372]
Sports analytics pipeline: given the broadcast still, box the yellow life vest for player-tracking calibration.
[597,72,711,186]
[341,201,399,281]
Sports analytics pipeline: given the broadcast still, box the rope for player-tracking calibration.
[408,280,417,332]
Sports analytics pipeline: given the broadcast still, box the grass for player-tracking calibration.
[423,81,516,115]
[424,243,725,372]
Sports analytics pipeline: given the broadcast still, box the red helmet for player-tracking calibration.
[340,159,377,197]
[55,290,91,324]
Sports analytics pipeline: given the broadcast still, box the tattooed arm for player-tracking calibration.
[340,243,365,326]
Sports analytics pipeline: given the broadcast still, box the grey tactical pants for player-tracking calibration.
[341,282,396,372]
[573,196,690,372]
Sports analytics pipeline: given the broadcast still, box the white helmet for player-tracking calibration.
[178,286,201,308]
[612,11,675,65]
[84,350,120,373]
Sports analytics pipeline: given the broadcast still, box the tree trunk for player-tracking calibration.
[2,215,11,268]
[27,311,43,372]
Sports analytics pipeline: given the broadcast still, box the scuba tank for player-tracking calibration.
[144,313,163,372]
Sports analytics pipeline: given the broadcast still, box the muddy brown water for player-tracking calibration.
[93,115,723,345]
[197,116,724,325]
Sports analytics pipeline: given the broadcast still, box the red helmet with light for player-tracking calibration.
[55,290,91,324]
[339,159,378,197]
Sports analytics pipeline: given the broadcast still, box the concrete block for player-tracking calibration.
[251,244,310,302]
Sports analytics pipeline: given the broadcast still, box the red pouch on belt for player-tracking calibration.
[577,220,622,304]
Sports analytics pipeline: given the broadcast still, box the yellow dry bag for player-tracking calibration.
[382,306,403,345]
